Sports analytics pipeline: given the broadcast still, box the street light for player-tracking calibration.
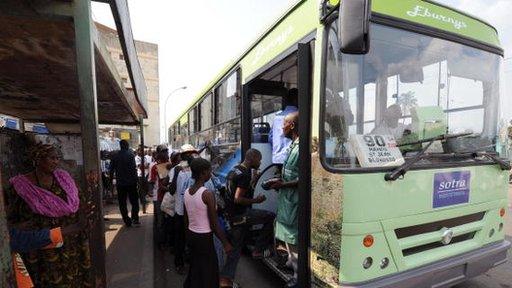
[164,86,187,144]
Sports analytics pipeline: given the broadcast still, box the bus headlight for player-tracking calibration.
[363,257,373,269]
[380,257,389,269]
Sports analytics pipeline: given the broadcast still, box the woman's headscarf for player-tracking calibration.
[29,143,57,165]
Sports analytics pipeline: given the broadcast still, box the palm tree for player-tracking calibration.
[397,91,418,115]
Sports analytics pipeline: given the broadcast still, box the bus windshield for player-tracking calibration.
[322,23,502,170]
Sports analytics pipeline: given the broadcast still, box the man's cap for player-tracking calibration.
[180,144,198,154]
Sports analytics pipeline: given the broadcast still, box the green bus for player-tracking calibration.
[169,0,510,286]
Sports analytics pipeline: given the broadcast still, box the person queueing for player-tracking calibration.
[174,144,200,274]
[6,143,93,287]
[135,146,150,214]
[149,146,170,248]
[219,148,275,288]
[160,151,183,250]
[183,158,232,288]
[268,112,300,288]
[110,140,140,227]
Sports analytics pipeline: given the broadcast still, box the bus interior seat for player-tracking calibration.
[252,122,271,143]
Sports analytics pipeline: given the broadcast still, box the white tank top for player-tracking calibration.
[184,186,211,233]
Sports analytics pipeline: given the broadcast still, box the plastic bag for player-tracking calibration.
[161,192,175,216]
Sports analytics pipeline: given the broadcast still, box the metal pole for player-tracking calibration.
[139,114,147,206]
[163,86,187,143]
[297,42,312,288]
[74,0,106,286]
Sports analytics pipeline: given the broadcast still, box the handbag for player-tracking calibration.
[161,192,175,216]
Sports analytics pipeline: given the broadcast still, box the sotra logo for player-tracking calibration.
[438,179,467,190]
[407,5,467,30]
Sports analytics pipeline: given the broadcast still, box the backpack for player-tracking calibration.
[223,165,246,219]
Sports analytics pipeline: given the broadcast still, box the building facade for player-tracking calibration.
[96,23,160,147]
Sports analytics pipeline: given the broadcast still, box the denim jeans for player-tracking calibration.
[213,235,224,269]
[220,209,275,280]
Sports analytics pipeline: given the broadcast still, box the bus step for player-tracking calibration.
[262,257,294,282]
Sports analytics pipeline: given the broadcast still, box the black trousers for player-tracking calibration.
[174,214,186,267]
[163,214,175,247]
[183,231,219,288]
[138,176,147,212]
[117,184,139,224]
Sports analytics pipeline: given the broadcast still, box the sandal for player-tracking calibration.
[220,282,241,288]
[252,248,273,259]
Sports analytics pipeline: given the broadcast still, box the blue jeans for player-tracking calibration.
[214,235,224,269]
[220,209,275,280]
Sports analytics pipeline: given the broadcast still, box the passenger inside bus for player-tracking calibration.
[371,104,410,140]
[269,88,298,164]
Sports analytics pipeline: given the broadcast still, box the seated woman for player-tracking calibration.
[6,143,92,287]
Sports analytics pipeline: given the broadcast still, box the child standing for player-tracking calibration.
[183,158,232,288]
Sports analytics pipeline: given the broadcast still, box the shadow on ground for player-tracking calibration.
[105,203,153,288]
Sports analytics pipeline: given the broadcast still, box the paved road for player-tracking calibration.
[453,186,512,288]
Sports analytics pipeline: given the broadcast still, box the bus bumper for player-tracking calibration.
[342,240,511,288]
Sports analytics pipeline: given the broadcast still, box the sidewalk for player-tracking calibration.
[104,202,154,288]
[103,200,281,288]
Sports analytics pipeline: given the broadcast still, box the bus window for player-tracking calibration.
[200,93,213,131]
[188,107,197,135]
[322,23,500,170]
[215,71,239,124]
[179,116,189,144]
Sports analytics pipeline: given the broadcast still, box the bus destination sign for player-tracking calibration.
[350,135,405,168]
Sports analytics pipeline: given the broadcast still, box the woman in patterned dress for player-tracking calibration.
[6,144,93,287]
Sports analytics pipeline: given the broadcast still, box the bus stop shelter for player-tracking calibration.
[0,0,147,287]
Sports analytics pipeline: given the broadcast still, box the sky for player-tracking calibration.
[92,0,512,143]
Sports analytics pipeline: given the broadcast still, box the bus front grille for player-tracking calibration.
[402,232,476,256]
[394,212,485,257]
[395,212,484,239]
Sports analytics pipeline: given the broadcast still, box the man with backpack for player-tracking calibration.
[219,148,275,288]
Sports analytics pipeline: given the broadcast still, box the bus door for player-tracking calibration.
[241,42,313,285]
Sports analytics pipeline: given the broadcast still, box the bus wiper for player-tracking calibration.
[385,133,472,181]
[471,152,511,170]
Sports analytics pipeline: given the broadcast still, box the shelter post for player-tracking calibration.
[74,0,106,286]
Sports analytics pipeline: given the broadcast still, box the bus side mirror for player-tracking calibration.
[338,0,371,54]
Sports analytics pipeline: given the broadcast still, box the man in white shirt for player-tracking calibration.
[135,147,150,213]
[372,104,408,140]
[270,88,298,164]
